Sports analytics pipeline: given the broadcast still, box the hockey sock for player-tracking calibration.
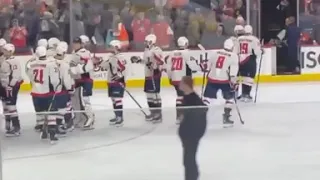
[57,118,63,126]
[113,99,123,118]
[147,101,157,115]
[224,107,232,116]
[11,116,20,129]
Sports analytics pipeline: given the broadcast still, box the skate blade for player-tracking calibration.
[5,133,20,137]
[82,126,95,131]
[223,124,234,128]
[57,134,67,138]
[152,120,162,124]
[50,140,58,145]
[115,123,124,127]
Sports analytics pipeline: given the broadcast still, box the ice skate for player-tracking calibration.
[5,127,20,137]
[48,125,58,144]
[5,120,11,131]
[83,117,95,130]
[145,113,153,121]
[115,117,124,127]
[40,129,48,140]
[152,113,162,124]
[34,124,43,132]
[223,114,234,128]
[56,125,67,137]
[109,117,117,125]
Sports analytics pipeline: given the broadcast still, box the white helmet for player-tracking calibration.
[145,34,157,44]
[56,44,67,55]
[48,38,60,49]
[36,46,47,57]
[177,36,189,48]
[244,25,253,34]
[37,39,48,48]
[224,39,234,51]
[80,35,90,44]
[57,41,68,52]
[234,25,244,34]
[109,40,121,49]
[3,43,15,53]
[0,38,7,47]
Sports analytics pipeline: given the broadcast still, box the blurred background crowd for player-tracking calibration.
[0,0,319,73]
[0,0,248,53]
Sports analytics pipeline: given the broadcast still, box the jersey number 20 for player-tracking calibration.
[33,69,44,84]
[171,57,183,70]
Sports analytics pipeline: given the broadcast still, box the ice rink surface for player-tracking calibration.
[2,82,320,180]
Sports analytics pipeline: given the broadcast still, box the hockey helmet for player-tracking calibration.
[3,43,15,53]
[36,46,47,57]
[0,38,7,47]
[109,40,121,49]
[177,36,189,48]
[224,39,234,51]
[234,25,244,34]
[48,38,60,49]
[244,25,253,34]
[80,35,90,44]
[145,34,157,45]
[56,43,68,55]
[37,39,48,48]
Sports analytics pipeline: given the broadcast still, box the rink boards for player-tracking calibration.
[17,45,320,91]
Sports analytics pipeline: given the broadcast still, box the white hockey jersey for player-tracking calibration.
[237,35,261,64]
[55,57,74,91]
[166,49,197,85]
[142,46,164,78]
[227,36,240,55]
[27,58,60,95]
[207,49,239,83]
[0,56,23,88]
[69,48,94,81]
[99,53,126,84]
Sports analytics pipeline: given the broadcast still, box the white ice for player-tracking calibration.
[2,82,320,180]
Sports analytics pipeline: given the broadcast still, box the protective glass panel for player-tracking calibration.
[248,0,260,37]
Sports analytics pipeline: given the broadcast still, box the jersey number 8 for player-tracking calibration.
[171,57,183,71]
[215,56,225,68]
[33,69,44,84]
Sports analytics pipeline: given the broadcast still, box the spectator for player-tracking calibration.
[234,0,245,19]
[186,13,200,48]
[120,1,134,42]
[285,16,301,73]
[55,2,70,43]
[194,8,205,34]
[131,12,151,50]
[236,15,245,26]
[300,31,314,45]
[24,9,39,47]
[112,15,129,50]
[99,3,114,43]
[221,11,236,36]
[12,2,25,25]
[201,17,227,49]
[151,14,174,50]
[38,11,59,40]
[0,7,12,38]
[82,2,100,40]
[9,19,27,48]
[173,9,188,42]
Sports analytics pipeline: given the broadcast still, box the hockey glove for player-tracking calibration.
[199,62,208,72]
[92,56,103,65]
[130,56,141,63]
[229,76,239,91]
[111,73,123,81]
[5,86,13,97]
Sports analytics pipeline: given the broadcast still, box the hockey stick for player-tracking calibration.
[254,39,264,103]
[228,74,244,125]
[197,44,207,99]
[91,36,97,57]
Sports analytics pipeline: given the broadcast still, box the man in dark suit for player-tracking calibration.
[178,76,207,180]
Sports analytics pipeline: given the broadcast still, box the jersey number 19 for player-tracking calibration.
[240,43,248,54]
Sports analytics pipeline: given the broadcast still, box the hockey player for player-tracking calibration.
[166,36,195,124]
[47,37,60,57]
[0,38,8,131]
[237,25,262,102]
[37,39,48,48]
[0,44,23,136]
[27,46,61,143]
[54,42,75,133]
[93,40,126,126]
[131,34,164,123]
[69,37,94,130]
[202,39,239,127]
[228,25,244,55]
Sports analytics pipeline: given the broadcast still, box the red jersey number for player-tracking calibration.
[171,57,183,71]
[33,69,44,84]
[215,56,225,69]
[240,43,248,54]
